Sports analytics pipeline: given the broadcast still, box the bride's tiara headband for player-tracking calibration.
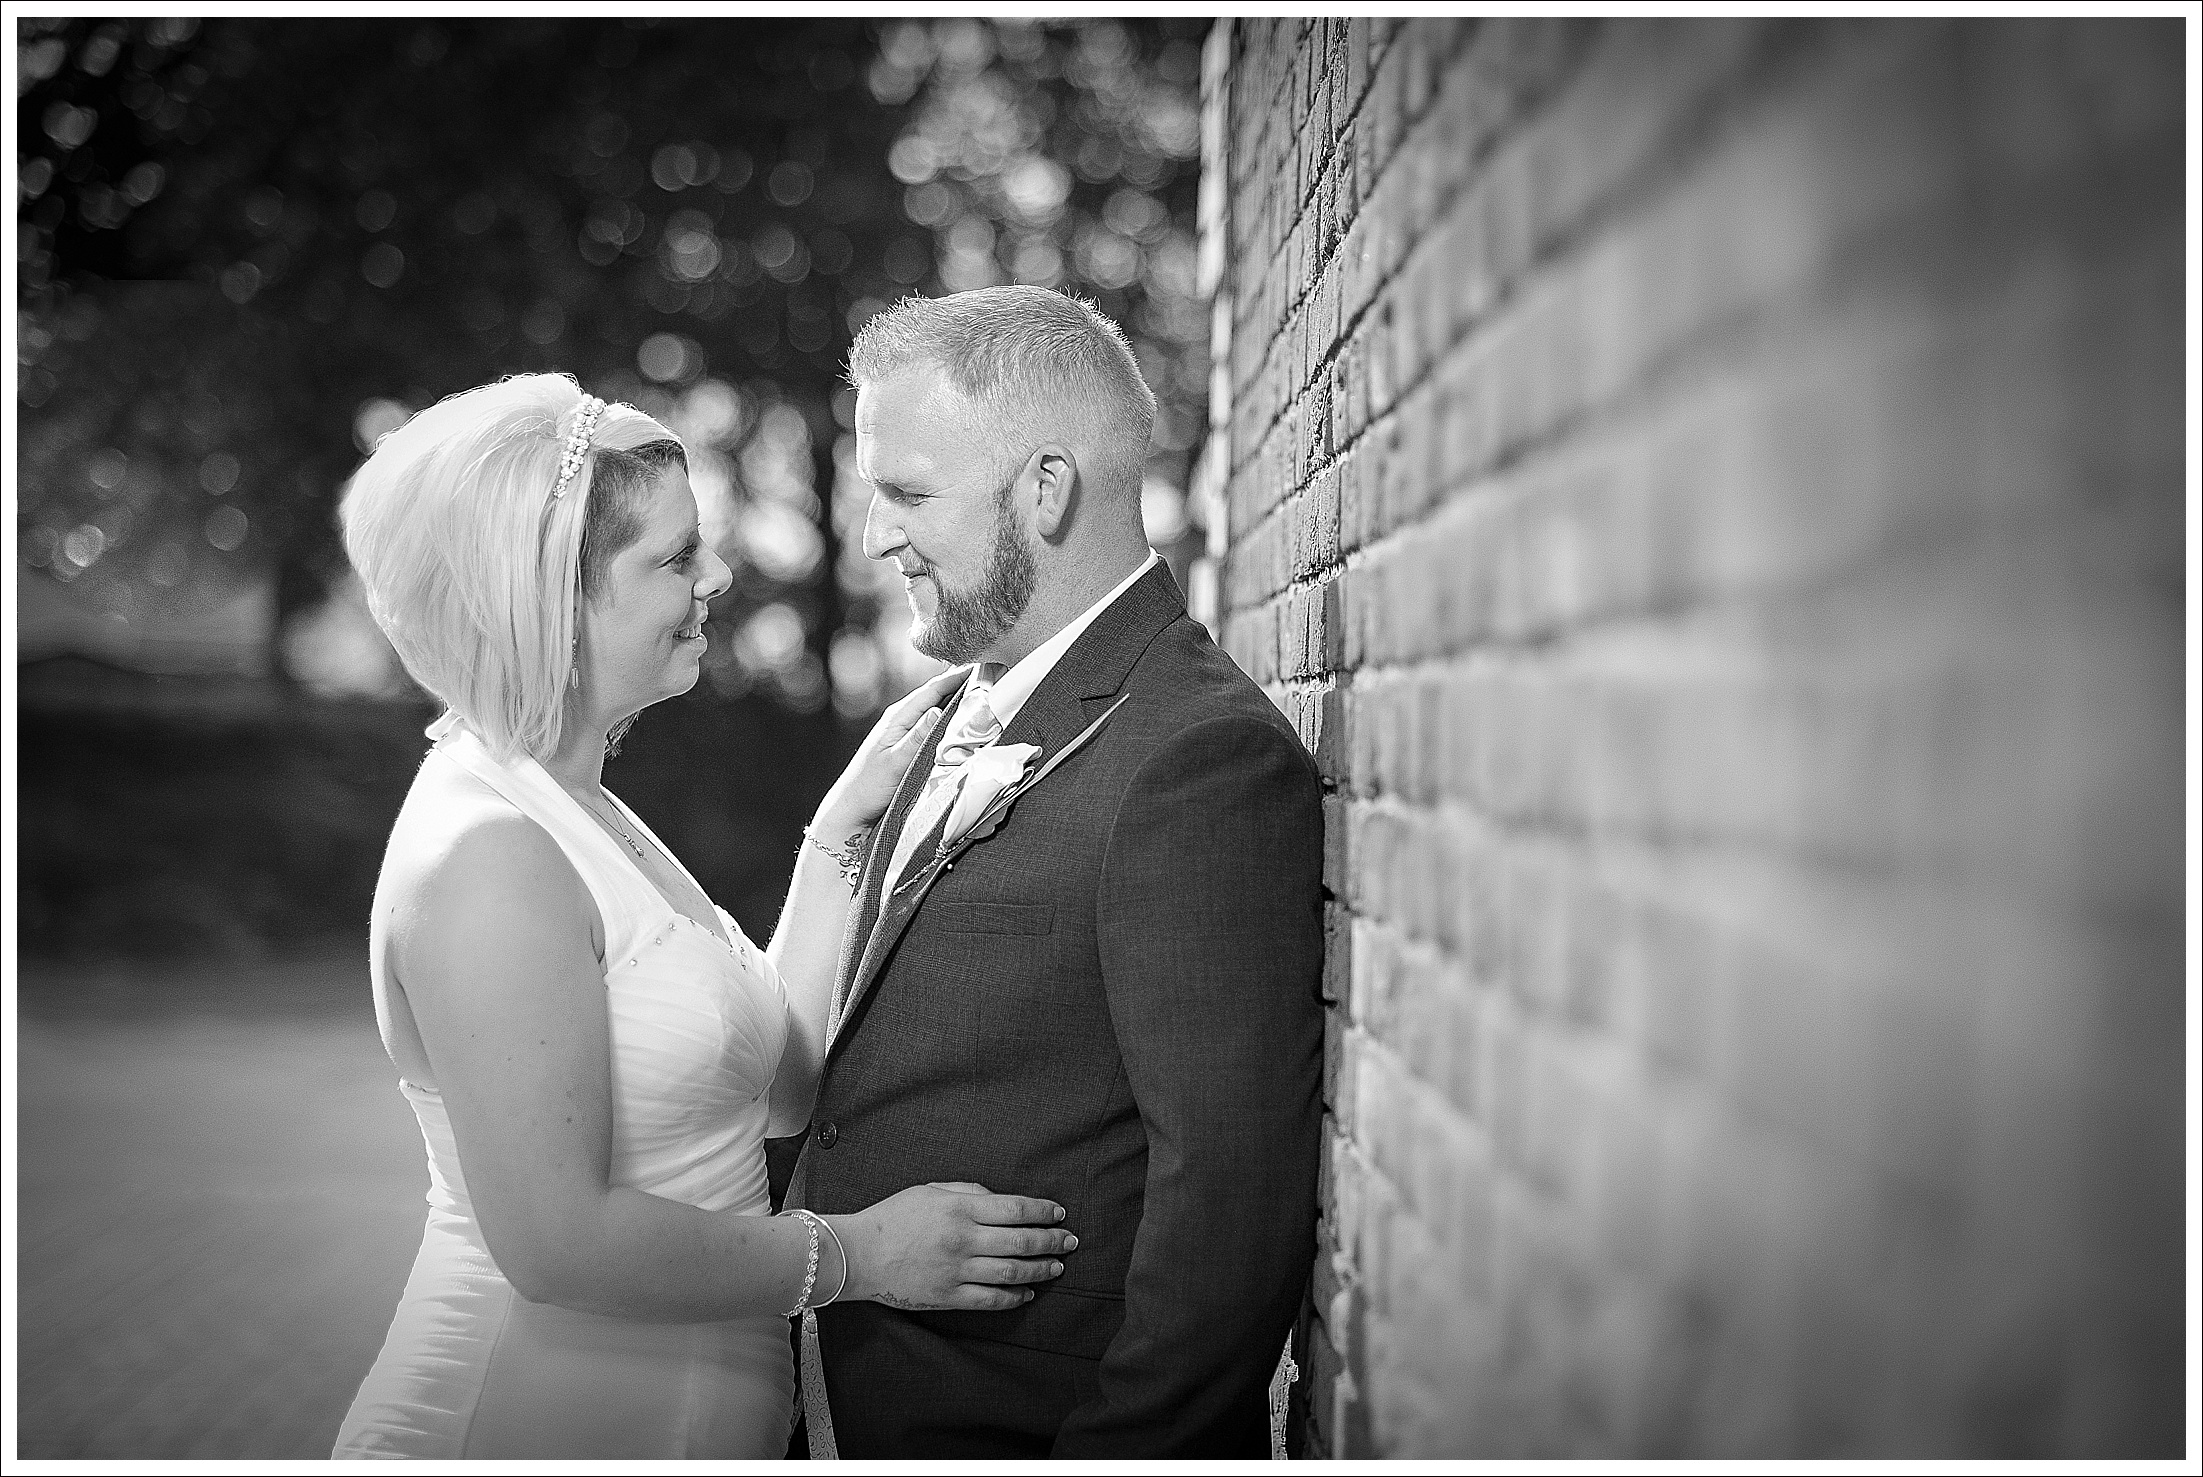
[550,394,608,501]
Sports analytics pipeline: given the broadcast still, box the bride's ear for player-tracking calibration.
[1027,446,1077,539]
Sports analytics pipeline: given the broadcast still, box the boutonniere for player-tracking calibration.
[933,692,1136,861]
[939,742,1041,856]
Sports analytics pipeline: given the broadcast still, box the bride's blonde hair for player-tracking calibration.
[342,373,684,762]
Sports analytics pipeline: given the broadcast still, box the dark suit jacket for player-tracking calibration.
[787,561,1325,1458]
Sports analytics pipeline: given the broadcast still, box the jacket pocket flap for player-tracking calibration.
[931,901,1056,935]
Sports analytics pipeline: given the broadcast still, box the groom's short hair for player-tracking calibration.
[848,287,1157,495]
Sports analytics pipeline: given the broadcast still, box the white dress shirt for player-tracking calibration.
[972,548,1160,732]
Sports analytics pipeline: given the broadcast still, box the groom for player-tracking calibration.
[786,286,1324,1457]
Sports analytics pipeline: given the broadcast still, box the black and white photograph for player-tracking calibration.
[7,13,2194,1465]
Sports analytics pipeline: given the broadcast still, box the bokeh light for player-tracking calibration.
[17,17,1209,718]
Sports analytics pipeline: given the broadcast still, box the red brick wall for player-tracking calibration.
[1193,19,2185,1457]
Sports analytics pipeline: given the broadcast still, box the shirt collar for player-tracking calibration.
[973,549,1160,732]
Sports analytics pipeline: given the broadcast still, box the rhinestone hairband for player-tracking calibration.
[550,394,608,500]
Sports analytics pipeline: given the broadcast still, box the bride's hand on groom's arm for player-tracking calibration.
[829,1181,1075,1312]
[812,667,967,837]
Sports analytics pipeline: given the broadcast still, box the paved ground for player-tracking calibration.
[15,953,428,1459]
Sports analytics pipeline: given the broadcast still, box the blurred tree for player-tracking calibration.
[16,17,1209,714]
[830,18,1212,713]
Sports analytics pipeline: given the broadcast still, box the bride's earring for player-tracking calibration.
[570,635,582,690]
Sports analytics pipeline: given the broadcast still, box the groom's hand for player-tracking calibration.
[831,1180,1076,1312]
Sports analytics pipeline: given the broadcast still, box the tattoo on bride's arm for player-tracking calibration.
[874,1292,929,1310]
[802,825,873,888]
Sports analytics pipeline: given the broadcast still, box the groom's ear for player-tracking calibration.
[1027,445,1078,540]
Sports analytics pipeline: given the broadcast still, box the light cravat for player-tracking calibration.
[887,681,1003,889]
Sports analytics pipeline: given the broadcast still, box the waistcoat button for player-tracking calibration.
[815,1120,839,1148]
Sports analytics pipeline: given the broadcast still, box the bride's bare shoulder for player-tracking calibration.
[383,759,589,937]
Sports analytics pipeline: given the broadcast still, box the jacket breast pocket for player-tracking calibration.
[929,900,1056,936]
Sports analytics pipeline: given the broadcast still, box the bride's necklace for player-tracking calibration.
[568,784,649,863]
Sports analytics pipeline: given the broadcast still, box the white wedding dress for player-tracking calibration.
[333,723,795,1458]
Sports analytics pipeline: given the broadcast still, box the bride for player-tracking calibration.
[331,374,1074,1458]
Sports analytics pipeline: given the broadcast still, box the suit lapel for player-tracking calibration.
[999,560,1186,748]
[827,675,962,1034]
[826,563,1188,1059]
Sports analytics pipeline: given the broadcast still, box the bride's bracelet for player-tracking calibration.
[781,1209,825,1318]
[801,824,871,889]
[814,1214,849,1309]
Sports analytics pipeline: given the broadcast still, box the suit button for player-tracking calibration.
[815,1121,839,1149]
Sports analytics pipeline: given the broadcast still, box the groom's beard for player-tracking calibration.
[908,487,1038,665]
